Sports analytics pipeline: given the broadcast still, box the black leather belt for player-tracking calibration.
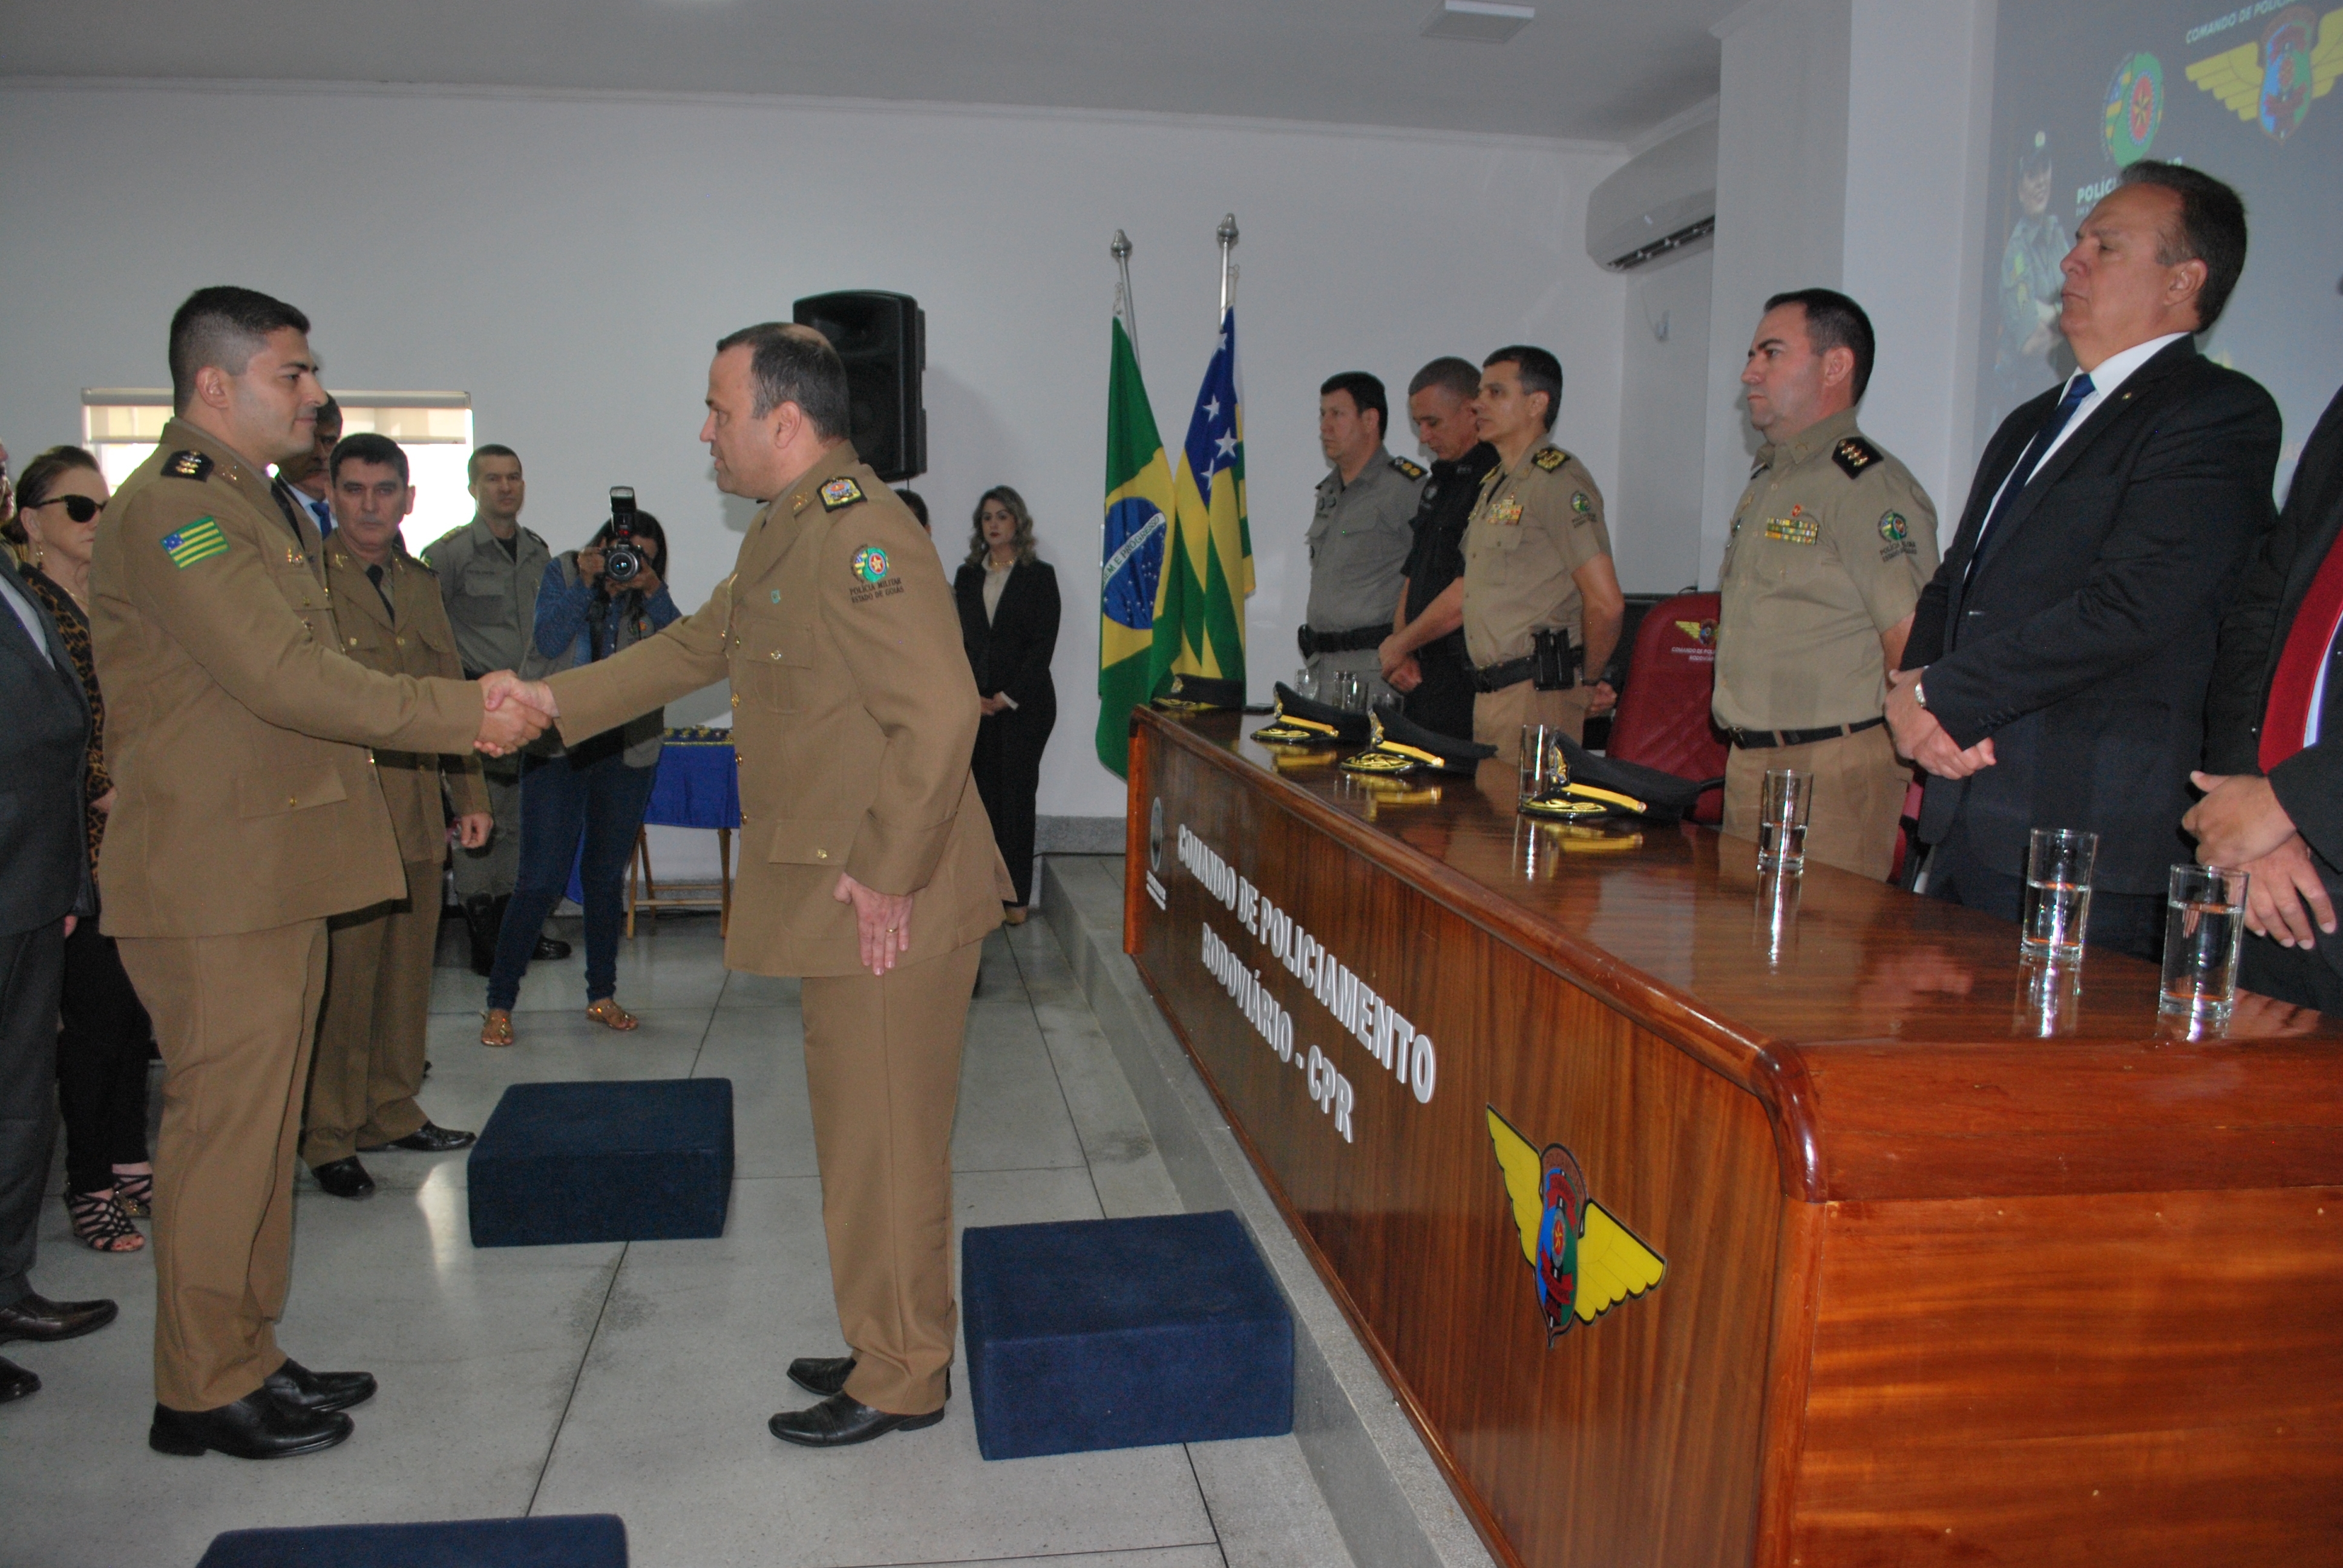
[1297,624,1388,658]
[1471,655,1538,693]
[1472,630,1580,694]
[1723,716,1886,750]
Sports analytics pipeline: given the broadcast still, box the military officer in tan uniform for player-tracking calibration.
[489,324,1006,1449]
[91,287,544,1460]
[301,434,493,1200]
[1461,345,1625,761]
[1300,372,1425,704]
[1714,290,1938,880]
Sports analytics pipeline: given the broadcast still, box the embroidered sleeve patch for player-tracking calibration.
[1533,447,1569,472]
[1833,436,1881,478]
[851,546,891,584]
[1570,491,1593,515]
[820,477,867,511]
[1878,510,1909,542]
[164,450,213,480]
[161,517,229,569]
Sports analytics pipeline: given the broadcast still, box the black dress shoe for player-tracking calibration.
[359,1122,476,1154]
[264,1357,377,1415]
[149,1390,353,1459]
[768,1390,946,1448]
[534,934,572,961]
[0,1355,39,1402]
[788,1354,856,1397]
[310,1157,376,1200]
[0,1292,117,1344]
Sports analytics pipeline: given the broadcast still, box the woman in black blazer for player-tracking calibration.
[955,486,1060,921]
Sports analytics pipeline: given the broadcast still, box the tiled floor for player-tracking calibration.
[2,899,1355,1568]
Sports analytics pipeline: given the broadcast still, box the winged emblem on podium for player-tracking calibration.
[1486,1106,1664,1341]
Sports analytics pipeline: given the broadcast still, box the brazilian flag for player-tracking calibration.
[1095,306,1176,776]
[1150,307,1254,713]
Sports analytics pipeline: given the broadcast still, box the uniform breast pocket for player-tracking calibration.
[734,618,815,713]
[765,817,859,867]
[457,564,511,616]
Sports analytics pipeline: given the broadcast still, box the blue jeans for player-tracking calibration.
[487,747,658,1010]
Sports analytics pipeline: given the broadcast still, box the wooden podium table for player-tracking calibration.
[1121,709,2343,1568]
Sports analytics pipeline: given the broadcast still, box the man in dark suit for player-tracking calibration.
[0,546,118,1402]
[1888,162,2281,957]
[2185,383,2343,1009]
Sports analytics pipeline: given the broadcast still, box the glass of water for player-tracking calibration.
[1332,671,1368,713]
[1517,723,1565,802]
[2022,828,2098,956]
[1293,667,1318,701]
[1756,768,1811,872]
[2161,863,2250,1023]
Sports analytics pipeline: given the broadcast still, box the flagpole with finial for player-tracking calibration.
[1216,213,1239,315]
[1110,229,1139,367]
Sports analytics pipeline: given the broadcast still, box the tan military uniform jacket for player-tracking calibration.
[90,419,485,938]
[1461,440,1611,669]
[324,543,489,865]
[1712,408,1940,731]
[546,445,1007,978]
[421,515,551,678]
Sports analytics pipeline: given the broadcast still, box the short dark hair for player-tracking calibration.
[468,443,520,483]
[15,445,102,514]
[168,287,310,413]
[715,322,851,440]
[1483,345,1563,430]
[1408,357,1481,401]
[331,432,408,485]
[1763,287,1878,400]
[895,488,930,531]
[1319,372,1387,437]
[315,395,342,431]
[2117,160,2249,332]
[588,508,668,580]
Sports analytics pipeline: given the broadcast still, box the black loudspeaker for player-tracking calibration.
[791,290,926,481]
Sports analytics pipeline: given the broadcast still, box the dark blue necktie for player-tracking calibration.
[1968,372,2095,576]
[310,497,334,539]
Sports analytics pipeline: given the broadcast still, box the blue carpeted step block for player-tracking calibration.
[196,1514,626,1566]
[468,1079,731,1247]
[962,1209,1293,1460]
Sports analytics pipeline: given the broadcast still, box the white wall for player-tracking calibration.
[0,80,1628,831]
[1697,0,1997,580]
[1610,247,1713,594]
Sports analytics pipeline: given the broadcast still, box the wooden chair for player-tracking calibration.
[624,825,733,936]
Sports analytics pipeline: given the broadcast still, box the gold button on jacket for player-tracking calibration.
[89,418,488,938]
[546,446,1009,977]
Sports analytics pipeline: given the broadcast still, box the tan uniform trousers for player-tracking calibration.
[303,858,439,1167]
[1721,723,1913,881]
[1474,679,1593,764]
[117,921,328,1413]
[801,935,985,1416]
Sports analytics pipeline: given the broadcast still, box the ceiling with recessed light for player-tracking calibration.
[0,0,1732,144]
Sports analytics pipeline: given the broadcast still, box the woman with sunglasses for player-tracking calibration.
[16,446,154,1253]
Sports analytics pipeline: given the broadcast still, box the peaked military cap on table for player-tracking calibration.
[1150,671,1245,713]
[1252,682,1372,746]
[1339,699,1495,777]
[1518,734,1721,823]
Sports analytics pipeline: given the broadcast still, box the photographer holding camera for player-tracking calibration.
[479,494,680,1047]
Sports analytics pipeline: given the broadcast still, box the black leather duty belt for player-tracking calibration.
[1297,624,1388,658]
[1723,715,1887,750]
[1472,630,1580,694]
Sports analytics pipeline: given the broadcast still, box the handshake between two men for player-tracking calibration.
[470,671,562,757]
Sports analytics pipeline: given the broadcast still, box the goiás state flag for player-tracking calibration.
[1149,307,1254,714]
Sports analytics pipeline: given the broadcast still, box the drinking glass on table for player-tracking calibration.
[2160,864,2250,1023]
[1756,768,1811,872]
[2022,828,2098,957]
[1517,723,1565,802]
[1332,671,1368,713]
[1293,667,1319,701]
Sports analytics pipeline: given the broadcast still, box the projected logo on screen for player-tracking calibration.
[2187,7,2343,145]
[2103,51,2166,166]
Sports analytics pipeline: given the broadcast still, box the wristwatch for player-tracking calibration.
[1910,677,1927,711]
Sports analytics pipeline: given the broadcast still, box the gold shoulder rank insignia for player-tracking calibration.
[1532,447,1568,472]
[1832,436,1882,478]
[820,477,866,511]
[164,449,213,480]
[1390,456,1426,480]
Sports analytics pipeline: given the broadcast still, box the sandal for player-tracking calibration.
[480,1010,515,1048]
[67,1190,145,1253]
[113,1168,154,1219]
[585,998,638,1032]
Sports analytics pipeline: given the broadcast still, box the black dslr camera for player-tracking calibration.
[602,486,647,585]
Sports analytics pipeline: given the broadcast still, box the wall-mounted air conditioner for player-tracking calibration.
[1587,117,1717,272]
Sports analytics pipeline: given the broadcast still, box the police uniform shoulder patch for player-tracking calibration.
[160,516,229,569]
[1570,491,1593,515]
[1878,510,1909,543]
[1832,436,1882,478]
[821,477,867,512]
[163,449,212,481]
[1389,456,1426,480]
[1532,447,1570,472]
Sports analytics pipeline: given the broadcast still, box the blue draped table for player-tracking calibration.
[566,726,739,918]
